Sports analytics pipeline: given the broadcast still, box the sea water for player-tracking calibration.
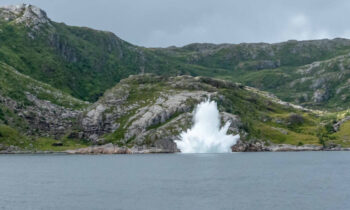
[0,152,350,210]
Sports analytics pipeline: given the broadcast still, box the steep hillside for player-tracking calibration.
[0,4,228,102]
[2,4,350,110]
[0,4,174,101]
[159,39,350,70]
[0,73,349,153]
[1,4,350,153]
[73,74,338,152]
[157,40,350,110]
[240,54,350,110]
[0,62,88,151]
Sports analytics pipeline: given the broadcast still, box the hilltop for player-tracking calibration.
[1,4,350,109]
[1,72,349,153]
[0,4,350,153]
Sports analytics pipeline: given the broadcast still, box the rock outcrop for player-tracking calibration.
[2,4,350,153]
[0,93,80,138]
[65,143,176,154]
[0,4,50,29]
[232,140,324,152]
[333,116,350,131]
[76,75,245,151]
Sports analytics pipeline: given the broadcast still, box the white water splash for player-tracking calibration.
[175,100,239,153]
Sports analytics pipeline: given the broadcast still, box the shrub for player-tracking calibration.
[288,113,304,125]
[324,122,335,134]
[0,108,4,121]
[316,128,328,147]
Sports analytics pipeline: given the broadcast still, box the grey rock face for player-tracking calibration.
[255,60,281,70]
[313,89,329,103]
[66,143,132,154]
[79,84,131,142]
[124,91,207,141]
[80,88,208,144]
[221,112,242,134]
[24,93,80,137]
[267,144,323,152]
[231,140,269,152]
[0,4,50,28]
[0,93,80,138]
[333,116,350,131]
[78,75,245,151]
[65,143,176,154]
[231,140,323,152]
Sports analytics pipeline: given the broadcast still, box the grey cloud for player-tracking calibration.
[2,0,350,47]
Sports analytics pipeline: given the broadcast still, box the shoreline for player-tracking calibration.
[1,143,350,154]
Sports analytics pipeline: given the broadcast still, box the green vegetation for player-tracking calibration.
[215,87,321,145]
[0,62,87,109]
[0,124,90,151]
[103,77,169,146]
[32,137,89,152]
[2,6,350,151]
[95,75,336,148]
[329,121,350,147]
[2,13,350,110]
[0,21,139,101]
[0,125,30,149]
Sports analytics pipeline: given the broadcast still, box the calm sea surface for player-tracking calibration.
[0,152,349,210]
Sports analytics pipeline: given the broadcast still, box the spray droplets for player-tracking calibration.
[175,100,239,153]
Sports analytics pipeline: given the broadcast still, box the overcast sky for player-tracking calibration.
[2,0,350,47]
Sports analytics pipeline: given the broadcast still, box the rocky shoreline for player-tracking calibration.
[1,142,350,154]
[231,141,350,152]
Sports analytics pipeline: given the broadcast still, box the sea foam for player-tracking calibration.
[175,100,239,153]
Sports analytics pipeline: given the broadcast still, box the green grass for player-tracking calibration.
[103,75,330,147]
[0,124,90,151]
[330,121,350,147]
[103,78,166,145]
[0,62,87,109]
[3,12,350,150]
[257,123,319,145]
[2,16,350,110]
[32,137,89,152]
[213,84,323,145]
[1,73,350,150]
[0,125,30,149]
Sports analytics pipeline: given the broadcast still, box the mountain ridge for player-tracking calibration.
[1,4,350,107]
[1,4,350,152]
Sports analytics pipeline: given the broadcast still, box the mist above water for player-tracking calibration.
[175,100,239,153]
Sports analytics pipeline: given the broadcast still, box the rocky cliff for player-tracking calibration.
[0,4,49,27]
[1,72,350,153]
[1,4,350,153]
[2,4,350,109]
[76,75,244,152]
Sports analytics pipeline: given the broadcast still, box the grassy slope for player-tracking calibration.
[155,40,350,110]
[331,121,350,147]
[0,62,89,151]
[0,18,220,102]
[0,124,88,152]
[2,11,350,110]
[217,84,349,147]
[0,72,348,150]
[0,20,144,101]
[217,86,320,146]
[92,75,327,147]
[0,62,87,109]
[1,6,350,150]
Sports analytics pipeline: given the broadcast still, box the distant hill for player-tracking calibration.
[0,4,350,152]
[2,5,350,109]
